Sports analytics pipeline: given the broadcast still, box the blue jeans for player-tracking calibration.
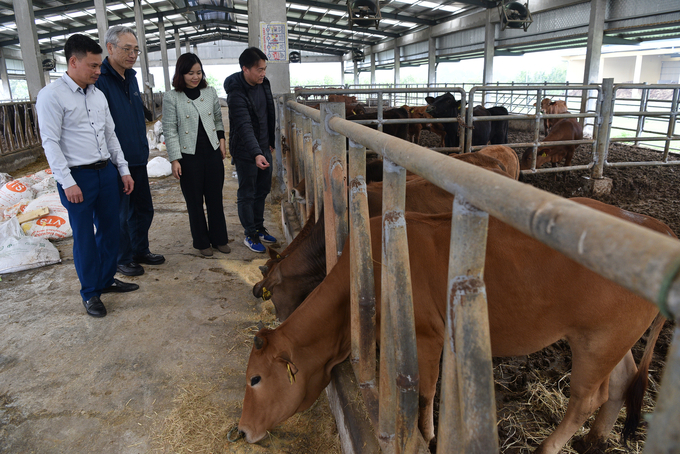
[234,149,272,239]
[58,162,120,301]
[117,165,154,265]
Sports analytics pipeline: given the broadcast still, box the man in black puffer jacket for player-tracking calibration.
[224,47,277,253]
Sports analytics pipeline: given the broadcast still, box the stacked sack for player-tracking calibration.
[0,168,72,240]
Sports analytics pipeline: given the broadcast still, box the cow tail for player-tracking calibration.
[622,314,666,444]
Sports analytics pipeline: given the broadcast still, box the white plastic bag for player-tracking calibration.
[30,176,57,197]
[0,180,35,207]
[147,156,172,178]
[22,193,72,240]
[0,217,60,274]
[147,130,158,150]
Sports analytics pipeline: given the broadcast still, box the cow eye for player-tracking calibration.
[250,376,261,386]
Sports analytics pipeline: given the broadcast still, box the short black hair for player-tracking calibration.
[64,34,102,62]
[172,53,208,91]
[239,47,268,70]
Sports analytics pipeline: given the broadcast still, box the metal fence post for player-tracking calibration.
[379,158,419,454]
[320,102,348,270]
[438,193,498,454]
[348,137,377,394]
[592,78,614,180]
[294,112,307,220]
[634,83,649,147]
[662,87,679,161]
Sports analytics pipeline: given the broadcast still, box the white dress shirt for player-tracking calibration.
[36,72,130,189]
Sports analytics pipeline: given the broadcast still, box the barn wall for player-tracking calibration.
[603,56,637,82]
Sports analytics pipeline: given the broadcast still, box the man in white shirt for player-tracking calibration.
[36,34,139,318]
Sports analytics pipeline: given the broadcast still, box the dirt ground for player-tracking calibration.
[0,112,341,454]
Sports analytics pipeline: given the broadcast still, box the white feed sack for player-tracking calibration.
[0,180,35,207]
[0,217,60,274]
[22,193,72,240]
[147,156,172,178]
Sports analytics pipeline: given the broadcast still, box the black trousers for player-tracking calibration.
[178,146,228,250]
[117,165,154,265]
[234,148,272,239]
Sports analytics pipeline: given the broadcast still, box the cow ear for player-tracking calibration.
[254,335,265,350]
[268,247,281,260]
[425,96,435,105]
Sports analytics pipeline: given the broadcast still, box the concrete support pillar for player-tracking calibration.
[482,9,495,104]
[158,16,170,92]
[185,37,190,54]
[192,44,198,55]
[394,45,401,85]
[13,0,45,101]
[43,69,52,85]
[428,37,436,85]
[247,0,290,95]
[340,60,345,86]
[0,49,12,100]
[354,60,359,85]
[134,0,152,97]
[174,31,181,59]
[633,54,643,98]
[370,47,376,85]
[581,0,606,136]
[94,0,108,59]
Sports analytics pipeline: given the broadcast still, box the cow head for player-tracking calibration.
[425,92,461,119]
[520,146,552,170]
[238,329,311,443]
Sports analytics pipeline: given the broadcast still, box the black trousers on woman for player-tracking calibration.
[179,146,228,250]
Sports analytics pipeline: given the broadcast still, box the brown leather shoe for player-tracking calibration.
[200,247,213,256]
[216,244,231,254]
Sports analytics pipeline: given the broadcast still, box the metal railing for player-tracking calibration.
[278,89,680,453]
[0,101,41,157]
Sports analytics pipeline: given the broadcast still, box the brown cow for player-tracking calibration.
[403,105,446,146]
[476,145,520,180]
[520,118,583,170]
[309,102,366,117]
[538,98,569,133]
[240,201,672,453]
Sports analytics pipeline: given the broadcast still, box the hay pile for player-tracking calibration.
[150,320,341,454]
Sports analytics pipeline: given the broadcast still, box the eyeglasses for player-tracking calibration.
[113,44,141,56]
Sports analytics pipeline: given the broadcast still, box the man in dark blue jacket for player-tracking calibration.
[95,26,165,275]
[224,47,277,253]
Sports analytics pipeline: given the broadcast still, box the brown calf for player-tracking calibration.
[520,118,583,170]
[538,98,569,133]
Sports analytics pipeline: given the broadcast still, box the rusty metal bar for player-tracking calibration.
[320,102,348,271]
[438,193,498,454]
[295,112,307,221]
[348,136,377,393]
[302,115,314,217]
[379,158,419,454]
[311,119,324,222]
[644,324,680,454]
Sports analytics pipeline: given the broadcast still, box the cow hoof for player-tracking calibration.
[571,435,609,454]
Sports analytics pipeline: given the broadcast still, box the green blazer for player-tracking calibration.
[162,86,225,162]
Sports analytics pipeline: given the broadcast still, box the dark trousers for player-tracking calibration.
[234,149,272,239]
[57,162,120,301]
[117,165,154,265]
[179,146,228,250]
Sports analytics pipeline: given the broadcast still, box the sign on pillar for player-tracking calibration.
[259,21,288,62]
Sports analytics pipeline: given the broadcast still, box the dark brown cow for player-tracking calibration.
[520,118,583,170]
[347,107,410,141]
[403,105,446,146]
[239,201,672,453]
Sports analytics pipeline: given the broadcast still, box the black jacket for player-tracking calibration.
[224,72,276,162]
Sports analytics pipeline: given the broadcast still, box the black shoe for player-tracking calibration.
[117,262,144,276]
[83,296,107,317]
[101,278,140,293]
[133,252,165,265]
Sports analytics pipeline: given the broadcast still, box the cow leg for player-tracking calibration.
[534,354,612,454]
[573,350,637,453]
[416,335,442,444]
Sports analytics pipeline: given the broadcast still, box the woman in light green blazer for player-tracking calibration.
[163,53,230,256]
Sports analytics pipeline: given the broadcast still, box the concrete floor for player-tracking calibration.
[0,133,340,453]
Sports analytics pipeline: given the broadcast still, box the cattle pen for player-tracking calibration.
[276,84,680,454]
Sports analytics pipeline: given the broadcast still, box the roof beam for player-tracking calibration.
[291,0,437,26]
